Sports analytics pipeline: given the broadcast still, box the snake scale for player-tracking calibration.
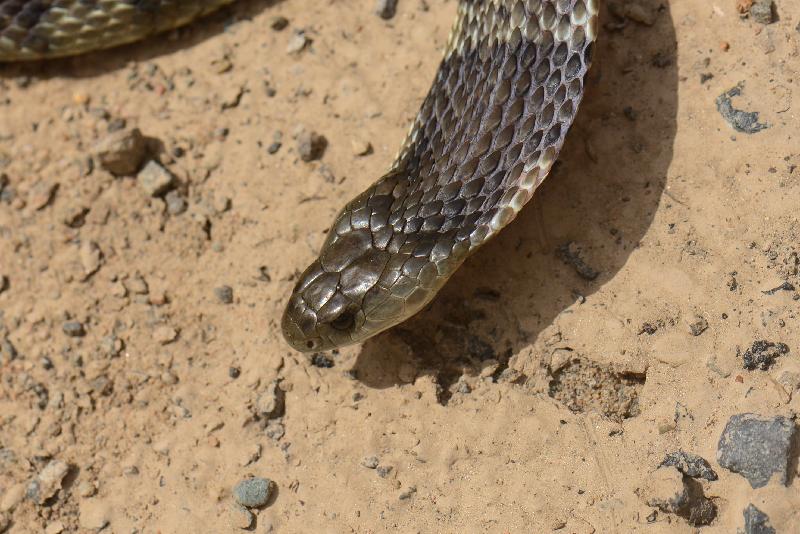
[0,0,599,352]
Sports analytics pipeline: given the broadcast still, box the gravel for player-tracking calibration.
[717,414,796,488]
[233,477,272,508]
[742,504,776,534]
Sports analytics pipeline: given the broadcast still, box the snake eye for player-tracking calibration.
[330,311,355,331]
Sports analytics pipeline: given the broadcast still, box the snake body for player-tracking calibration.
[0,0,599,352]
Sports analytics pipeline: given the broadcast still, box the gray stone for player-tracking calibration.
[62,321,86,337]
[717,413,796,488]
[750,0,775,24]
[233,477,272,508]
[742,504,775,534]
[214,285,234,304]
[296,131,327,162]
[165,191,187,215]
[361,456,379,469]
[137,160,175,197]
[93,128,146,176]
[26,460,70,505]
[660,451,718,481]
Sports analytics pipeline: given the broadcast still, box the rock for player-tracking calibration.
[0,338,17,364]
[296,130,327,162]
[749,0,775,24]
[255,381,285,419]
[0,483,25,512]
[93,128,146,176]
[233,477,272,508]
[26,460,70,504]
[556,241,599,280]
[375,0,398,19]
[717,414,796,488]
[79,500,110,530]
[376,465,393,478]
[361,456,379,469]
[153,325,178,345]
[623,4,656,25]
[286,31,311,54]
[44,521,65,534]
[640,467,716,526]
[310,352,334,368]
[214,285,234,304]
[641,467,687,515]
[688,316,708,336]
[399,486,417,500]
[716,84,769,134]
[165,191,187,215]
[137,160,175,197]
[62,321,86,337]
[270,16,289,31]
[741,340,789,370]
[742,504,776,534]
[226,503,254,529]
[351,138,373,156]
[659,451,718,481]
[265,420,285,441]
[80,240,103,279]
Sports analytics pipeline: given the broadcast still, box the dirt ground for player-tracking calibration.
[1,0,799,532]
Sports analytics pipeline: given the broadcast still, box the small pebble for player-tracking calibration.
[296,131,327,162]
[233,477,272,508]
[93,127,146,176]
[62,321,86,337]
[376,465,393,478]
[165,191,187,215]
[227,503,254,529]
[229,367,241,379]
[137,160,176,197]
[26,460,70,505]
[749,0,775,24]
[271,16,289,30]
[361,456,379,469]
[215,285,234,304]
[286,31,311,54]
[375,0,399,19]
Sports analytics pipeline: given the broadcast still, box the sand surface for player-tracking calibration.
[1,0,799,532]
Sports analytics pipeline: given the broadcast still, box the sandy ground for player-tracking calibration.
[0,0,799,532]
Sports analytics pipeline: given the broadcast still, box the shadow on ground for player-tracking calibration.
[354,2,679,399]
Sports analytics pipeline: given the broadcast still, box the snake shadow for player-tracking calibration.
[353,2,679,399]
[0,0,284,80]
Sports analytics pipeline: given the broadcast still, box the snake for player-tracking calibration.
[0,0,599,352]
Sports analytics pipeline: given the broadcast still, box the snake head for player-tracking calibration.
[281,174,458,352]
[281,227,396,352]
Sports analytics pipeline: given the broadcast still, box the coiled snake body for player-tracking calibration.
[0,0,599,352]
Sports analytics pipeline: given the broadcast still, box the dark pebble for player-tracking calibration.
[228,367,241,379]
[741,340,789,370]
[660,451,718,481]
[271,16,289,30]
[716,83,768,134]
[310,352,334,368]
[375,0,399,19]
[214,285,234,304]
